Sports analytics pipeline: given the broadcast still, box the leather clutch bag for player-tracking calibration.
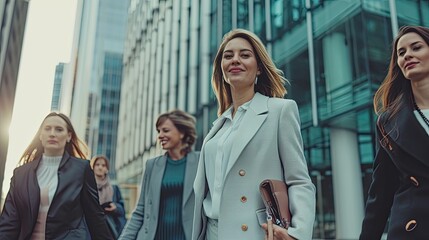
[259,179,291,228]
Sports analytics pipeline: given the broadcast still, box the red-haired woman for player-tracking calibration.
[0,112,113,239]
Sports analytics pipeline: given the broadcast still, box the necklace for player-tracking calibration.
[413,101,429,128]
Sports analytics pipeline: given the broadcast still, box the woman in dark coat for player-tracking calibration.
[360,25,429,239]
[91,155,127,239]
[0,112,113,240]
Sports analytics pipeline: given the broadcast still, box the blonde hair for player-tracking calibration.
[212,28,287,116]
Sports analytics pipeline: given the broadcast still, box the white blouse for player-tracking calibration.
[203,99,252,220]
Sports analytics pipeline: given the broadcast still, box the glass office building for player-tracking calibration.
[117,0,429,238]
[51,63,65,111]
[65,0,130,180]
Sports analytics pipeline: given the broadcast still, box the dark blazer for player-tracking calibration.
[119,151,200,240]
[0,152,113,240]
[105,184,127,238]
[360,96,429,239]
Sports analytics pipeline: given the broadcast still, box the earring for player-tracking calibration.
[254,76,258,85]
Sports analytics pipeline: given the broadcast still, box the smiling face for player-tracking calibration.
[397,32,429,82]
[157,118,184,153]
[39,116,71,156]
[221,37,260,90]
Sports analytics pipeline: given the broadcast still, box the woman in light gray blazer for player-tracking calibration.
[192,29,316,240]
[119,110,199,240]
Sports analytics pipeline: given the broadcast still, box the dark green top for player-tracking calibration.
[155,156,187,240]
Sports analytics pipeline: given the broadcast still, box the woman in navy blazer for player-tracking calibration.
[119,109,199,240]
[191,29,315,240]
[0,112,113,240]
[91,155,127,239]
[360,26,429,239]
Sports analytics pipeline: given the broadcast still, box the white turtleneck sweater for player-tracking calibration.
[31,155,62,240]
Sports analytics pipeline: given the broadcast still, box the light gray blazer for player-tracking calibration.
[192,93,316,240]
[119,151,199,240]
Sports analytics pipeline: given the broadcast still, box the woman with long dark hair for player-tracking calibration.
[360,25,429,239]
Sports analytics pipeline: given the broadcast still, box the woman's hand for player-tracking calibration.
[104,202,117,212]
[261,219,296,240]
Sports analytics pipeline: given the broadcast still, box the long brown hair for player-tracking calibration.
[19,112,89,165]
[212,28,287,116]
[156,109,197,155]
[374,25,429,117]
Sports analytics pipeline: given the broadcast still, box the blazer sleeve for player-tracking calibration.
[0,170,21,239]
[81,161,114,240]
[119,159,154,240]
[112,185,126,218]
[359,126,399,239]
[278,100,316,240]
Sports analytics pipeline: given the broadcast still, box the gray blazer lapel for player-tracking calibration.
[150,155,167,216]
[202,117,227,147]
[225,93,268,175]
[182,152,198,205]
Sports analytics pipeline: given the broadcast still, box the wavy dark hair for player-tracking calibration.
[374,25,429,118]
[156,109,197,154]
[19,112,89,165]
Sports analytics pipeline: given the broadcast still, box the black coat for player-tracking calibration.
[0,152,113,240]
[360,97,429,239]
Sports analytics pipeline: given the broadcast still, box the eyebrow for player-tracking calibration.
[223,49,253,54]
[397,41,423,52]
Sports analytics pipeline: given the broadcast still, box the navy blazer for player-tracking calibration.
[360,95,429,239]
[105,184,127,238]
[0,152,113,240]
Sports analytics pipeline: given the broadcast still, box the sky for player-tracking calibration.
[2,0,78,194]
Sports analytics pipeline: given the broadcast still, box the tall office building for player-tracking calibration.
[0,0,29,197]
[62,0,130,180]
[51,63,65,111]
[117,0,429,238]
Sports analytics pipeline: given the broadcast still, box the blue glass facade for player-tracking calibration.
[51,63,64,111]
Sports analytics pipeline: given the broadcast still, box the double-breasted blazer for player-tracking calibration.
[192,93,316,240]
[119,151,200,240]
[0,152,113,240]
[360,96,429,239]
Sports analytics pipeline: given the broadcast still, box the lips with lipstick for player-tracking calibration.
[229,67,243,73]
[404,61,418,69]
